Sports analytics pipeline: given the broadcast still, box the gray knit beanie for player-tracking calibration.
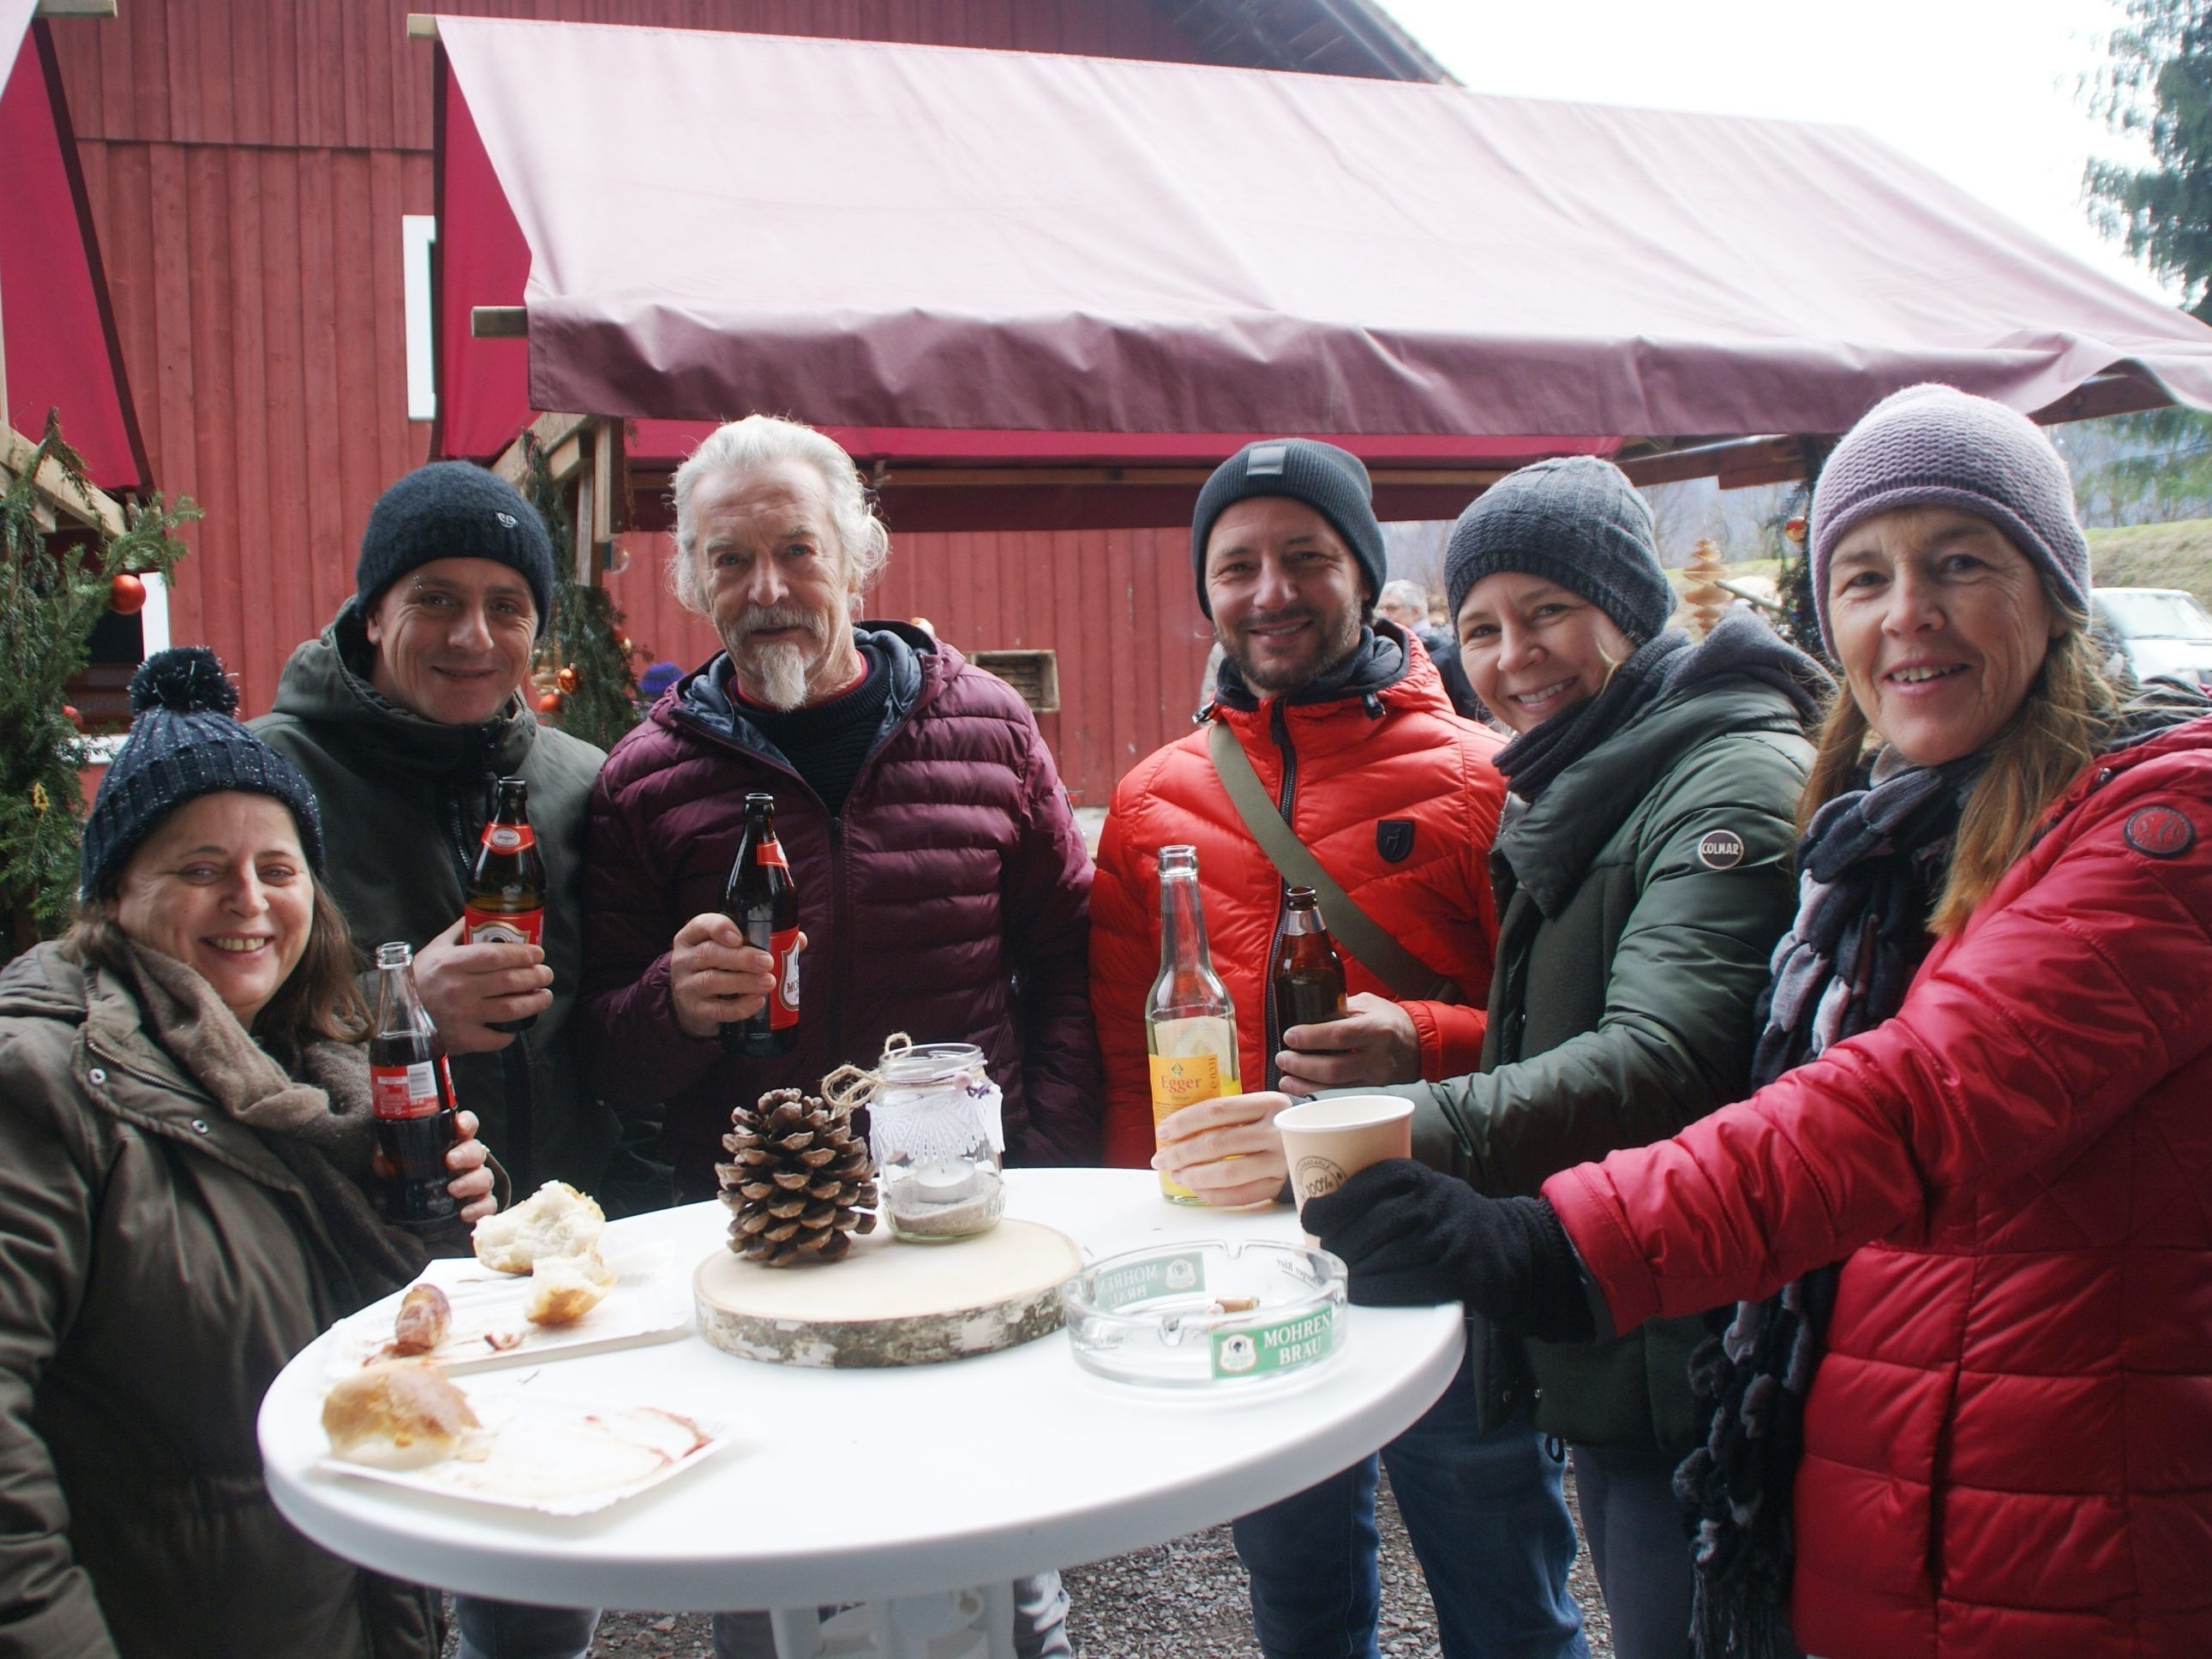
[1810,384,2090,651]
[1190,440,1386,618]
[80,648,326,898]
[1443,456,1673,644]
[357,462,556,637]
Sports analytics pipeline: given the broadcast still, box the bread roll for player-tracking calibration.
[525,1248,617,1327]
[471,1180,606,1273]
[323,1360,479,1469]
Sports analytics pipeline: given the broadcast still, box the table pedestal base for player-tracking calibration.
[771,1584,1016,1658]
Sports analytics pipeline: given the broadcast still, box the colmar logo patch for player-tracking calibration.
[1376,819,1414,863]
[2124,805,2197,859]
[1697,829,1747,870]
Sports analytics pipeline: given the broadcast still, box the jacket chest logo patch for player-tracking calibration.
[1376,819,1414,863]
[1697,829,1746,869]
[2124,805,2197,859]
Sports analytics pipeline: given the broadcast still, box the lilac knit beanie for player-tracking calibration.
[1809,384,2090,652]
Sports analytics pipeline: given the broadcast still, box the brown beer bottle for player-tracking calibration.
[465,776,548,1033]
[368,942,464,1236]
[721,792,800,1057]
[1271,886,1349,1056]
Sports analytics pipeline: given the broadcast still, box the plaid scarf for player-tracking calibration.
[1674,752,1980,1659]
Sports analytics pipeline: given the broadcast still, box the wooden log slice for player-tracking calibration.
[692,1219,1083,1368]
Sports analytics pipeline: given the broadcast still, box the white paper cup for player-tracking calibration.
[1275,1095,1415,1234]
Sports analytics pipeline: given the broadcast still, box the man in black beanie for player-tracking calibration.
[255,460,617,1659]
[1090,442,1585,1659]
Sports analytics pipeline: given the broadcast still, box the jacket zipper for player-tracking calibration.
[1262,700,1298,1090]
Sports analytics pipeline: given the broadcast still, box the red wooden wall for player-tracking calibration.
[43,0,1233,803]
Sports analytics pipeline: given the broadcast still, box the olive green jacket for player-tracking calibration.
[1403,670,1813,1453]
[255,602,618,1193]
[0,946,438,1659]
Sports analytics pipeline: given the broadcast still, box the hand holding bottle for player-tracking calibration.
[1274,993,1422,1094]
[1152,1089,1295,1208]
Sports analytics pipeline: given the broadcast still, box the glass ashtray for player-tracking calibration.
[1060,1240,1347,1389]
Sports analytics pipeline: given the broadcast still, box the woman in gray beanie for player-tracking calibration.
[0,648,495,1657]
[1301,386,2212,1659]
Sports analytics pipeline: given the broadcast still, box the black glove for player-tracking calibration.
[1300,1159,1596,1342]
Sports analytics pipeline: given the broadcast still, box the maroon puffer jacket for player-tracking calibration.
[578,625,1100,1196]
[1547,715,2212,1659]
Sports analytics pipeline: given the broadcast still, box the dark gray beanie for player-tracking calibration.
[1811,384,2090,652]
[357,462,555,637]
[80,648,326,898]
[1442,456,1672,644]
[1190,440,1386,618]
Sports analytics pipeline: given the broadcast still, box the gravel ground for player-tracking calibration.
[463,1466,1613,1658]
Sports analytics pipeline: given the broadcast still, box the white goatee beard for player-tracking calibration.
[740,640,813,711]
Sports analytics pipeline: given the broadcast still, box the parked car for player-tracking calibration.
[2090,586,2212,692]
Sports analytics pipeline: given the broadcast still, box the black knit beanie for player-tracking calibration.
[79,648,326,899]
[356,462,555,637]
[1190,440,1387,619]
[1443,456,1673,644]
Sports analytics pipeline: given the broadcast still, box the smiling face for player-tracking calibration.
[113,793,315,1027]
[693,459,863,710]
[1203,497,1369,695]
[364,557,537,726]
[1827,506,2061,765]
[1454,572,1634,734]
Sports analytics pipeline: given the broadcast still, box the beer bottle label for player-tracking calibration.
[769,926,801,1029]
[757,837,789,871]
[1148,1051,1222,1111]
[372,1060,444,1120]
[464,903,545,947]
[482,823,537,853]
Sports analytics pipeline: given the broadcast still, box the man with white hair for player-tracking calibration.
[1378,576,1484,721]
[578,415,1095,1654]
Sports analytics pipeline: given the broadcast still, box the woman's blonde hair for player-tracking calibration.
[1801,602,2119,934]
[65,882,369,1046]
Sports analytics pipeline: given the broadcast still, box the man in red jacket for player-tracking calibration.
[1089,440,1584,1659]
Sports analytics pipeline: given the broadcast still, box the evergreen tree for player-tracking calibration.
[2084,0,2212,320]
[2,414,197,958]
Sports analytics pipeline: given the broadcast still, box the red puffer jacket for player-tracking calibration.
[1092,628,1506,1167]
[1547,716,2212,1659]
[578,626,1100,1196]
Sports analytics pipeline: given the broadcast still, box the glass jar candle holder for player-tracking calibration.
[870,1042,1004,1242]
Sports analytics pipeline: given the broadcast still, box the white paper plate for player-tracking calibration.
[320,1389,729,1516]
[323,1245,690,1377]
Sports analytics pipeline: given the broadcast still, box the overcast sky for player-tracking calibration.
[1376,0,2179,307]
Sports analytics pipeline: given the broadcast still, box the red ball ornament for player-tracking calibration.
[63,704,83,731]
[555,665,579,696]
[1783,516,1807,544]
[110,572,148,614]
[536,691,563,715]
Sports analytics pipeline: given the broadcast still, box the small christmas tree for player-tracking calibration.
[1681,538,1730,637]
[2,413,198,959]
[518,430,642,755]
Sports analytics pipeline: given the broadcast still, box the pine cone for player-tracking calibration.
[717,1087,878,1267]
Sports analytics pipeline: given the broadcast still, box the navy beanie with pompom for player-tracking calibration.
[78,647,326,898]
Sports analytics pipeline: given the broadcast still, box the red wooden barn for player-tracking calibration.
[39,0,1451,804]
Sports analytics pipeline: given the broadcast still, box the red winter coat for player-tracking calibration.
[578,626,1100,1196]
[1546,716,2212,1659]
[1092,628,1507,1168]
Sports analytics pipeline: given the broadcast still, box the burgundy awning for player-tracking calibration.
[430,15,2212,494]
[0,0,147,493]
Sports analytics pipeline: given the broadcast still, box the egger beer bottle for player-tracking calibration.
[369,942,463,1235]
[721,792,801,1057]
[465,776,547,1033]
[1145,844,1238,1204]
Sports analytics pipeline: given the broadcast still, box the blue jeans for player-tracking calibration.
[454,1596,600,1659]
[1232,1346,1586,1659]
[1571,1445,1694,1659]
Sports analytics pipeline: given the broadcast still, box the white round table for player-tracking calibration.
[261,1169,1464,1650]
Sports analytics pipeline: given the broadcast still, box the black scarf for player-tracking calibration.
[1492,630,1689,801]
[1674,752,1981,1659]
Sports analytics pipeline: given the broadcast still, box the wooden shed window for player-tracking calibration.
[969,649,1059,715]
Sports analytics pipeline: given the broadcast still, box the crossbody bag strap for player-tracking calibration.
[1206,719,1462,1004]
